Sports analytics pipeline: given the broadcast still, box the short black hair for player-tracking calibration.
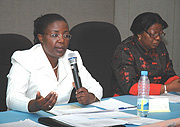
[33,13,68,44]
[130,12,168,36]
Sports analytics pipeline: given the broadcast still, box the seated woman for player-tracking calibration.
[6,13,103,112]
[111,12,180,96]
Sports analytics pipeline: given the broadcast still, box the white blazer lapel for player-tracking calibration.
[35,45,57,80]
[58,57,68,83]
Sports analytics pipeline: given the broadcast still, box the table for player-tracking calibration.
[0,95,180,127]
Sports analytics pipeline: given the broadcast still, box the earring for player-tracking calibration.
[139,37,141,40]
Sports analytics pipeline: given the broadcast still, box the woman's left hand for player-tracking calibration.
[76,87,96,105]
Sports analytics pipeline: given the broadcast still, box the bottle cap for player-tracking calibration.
[141,71,148,76]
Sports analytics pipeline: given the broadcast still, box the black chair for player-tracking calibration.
[0,34,33,111]
[68,21,121,98]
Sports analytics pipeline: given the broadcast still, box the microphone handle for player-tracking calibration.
[71,63,82,90]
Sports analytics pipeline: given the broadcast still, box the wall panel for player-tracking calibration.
[0,0,114,43]
[173,0,180,75]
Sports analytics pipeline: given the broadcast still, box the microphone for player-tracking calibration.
[68,53,82,90]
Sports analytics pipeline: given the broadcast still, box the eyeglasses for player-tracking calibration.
[44,33,72,40]
[144,30,166,39]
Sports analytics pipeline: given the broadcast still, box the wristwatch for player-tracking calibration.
[164,85,168,94]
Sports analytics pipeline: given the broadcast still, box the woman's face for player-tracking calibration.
[138,23,164,51]
[38,21,70,60]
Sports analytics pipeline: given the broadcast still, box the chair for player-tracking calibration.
[0,33,33,111]
[68,21,121,98]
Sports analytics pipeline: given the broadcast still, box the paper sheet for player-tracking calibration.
[48,104,105,116]
[149,98,170,112]
[0,119,47,127]
[53,114,127,127]
[91,98,136,110]
[150,93,180,103]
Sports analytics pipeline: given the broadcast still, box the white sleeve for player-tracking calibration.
[6,52,31,112]
[74,51,103,100]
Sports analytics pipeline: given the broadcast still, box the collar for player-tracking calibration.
[34,44,68,81]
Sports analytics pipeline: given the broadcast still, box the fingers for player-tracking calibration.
[76,87,87,99]
[35,91,44,109]
[76,87,89,105]
[44,91,58,110]
[36,91,58,111]
[166,79,180,92]
[45,91,58,109]
[36,91,41,99]
[76,87,87,94]
[176,79,180,83]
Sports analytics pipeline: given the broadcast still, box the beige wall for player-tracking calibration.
[0,0,114,43]
[0,0,179,75]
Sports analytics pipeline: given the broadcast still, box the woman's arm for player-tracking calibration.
[6,59,31,112]
[112,43,138,95]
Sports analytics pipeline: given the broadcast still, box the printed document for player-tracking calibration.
[91,98,136,110]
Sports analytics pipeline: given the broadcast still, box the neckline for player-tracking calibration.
[53,64,58,70]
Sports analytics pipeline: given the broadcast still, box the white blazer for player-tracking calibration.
[6,44,103,112]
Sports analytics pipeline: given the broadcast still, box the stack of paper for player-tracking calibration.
[51,111,163,127]
[46,98,163,127]
[0,119,47,127]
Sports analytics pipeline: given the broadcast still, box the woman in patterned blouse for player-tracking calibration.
[111,12,180,96]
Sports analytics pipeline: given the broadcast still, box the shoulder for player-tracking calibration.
[156,41,169,57]
[157,41,168,52]
[122,36,135,44]
[12,44,40,60]
[11,44,41,68]
[114,36,135,52]
[158,41,166,49]
[117,36,136,48]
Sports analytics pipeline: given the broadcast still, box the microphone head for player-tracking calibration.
[68,53,77,64]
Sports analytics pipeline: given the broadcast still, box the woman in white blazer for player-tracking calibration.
[6,13,103,113]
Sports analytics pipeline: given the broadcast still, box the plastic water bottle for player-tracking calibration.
[137,71,150,117]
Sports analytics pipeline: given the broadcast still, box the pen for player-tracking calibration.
[118,106,137,110]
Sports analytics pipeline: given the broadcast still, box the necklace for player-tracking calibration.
[53,64,58,70]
